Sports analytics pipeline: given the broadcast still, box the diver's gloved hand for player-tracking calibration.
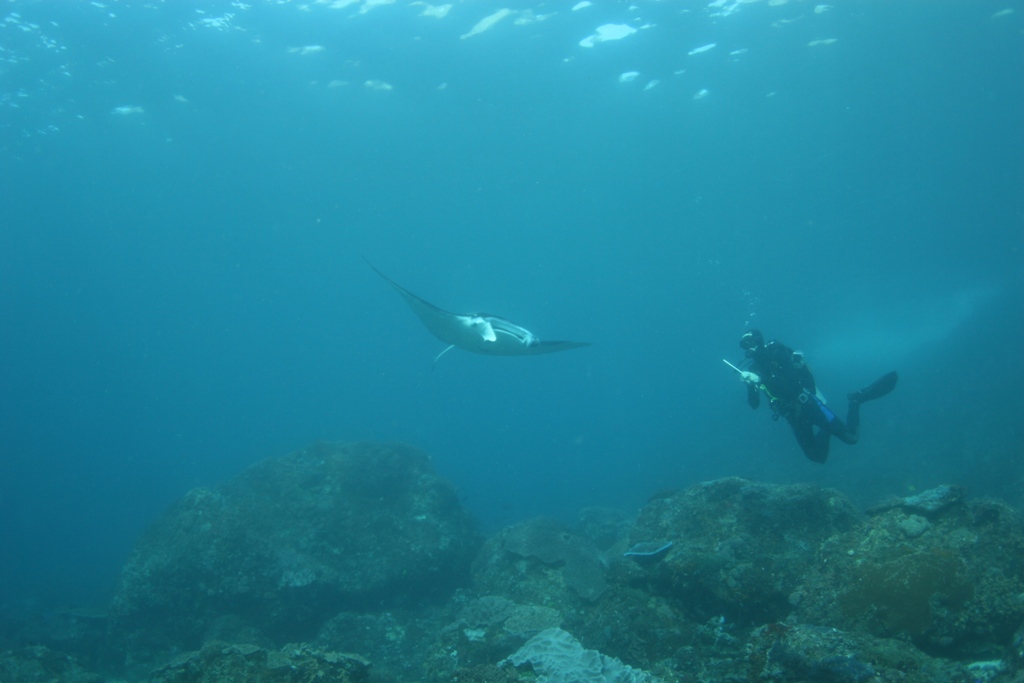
[739,371,760,385]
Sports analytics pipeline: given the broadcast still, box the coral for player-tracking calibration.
[502,627,661,683]
[838,547,973,636]
[455,596,519,629]
[504,519,608,601]
[503,605,562,637]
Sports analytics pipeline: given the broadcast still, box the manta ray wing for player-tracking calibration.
[368,262,591,357]
[367,263,476,347]
[518,340,592,355]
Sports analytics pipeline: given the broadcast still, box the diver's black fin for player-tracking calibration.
[848,371,898,404]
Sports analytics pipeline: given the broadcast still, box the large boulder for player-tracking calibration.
[796,486,1024,657]
[628,478,860,625]
[110,442,480,660]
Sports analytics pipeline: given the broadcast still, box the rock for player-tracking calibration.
[747,622,969,683]
[472,518,608,603]
[897,514,931,538]
[84,462,1024,682]
[629,478,860,624]
[0,606,110,673]
[558,586,693,675]
[867,485,967,516]
[421,594,565,681]
[145,641,370,683]
[315,608,452,682]
[1012,620,1024,671]
[448,596,562,639]
[445,664,520,683]
[575,507,635,553]
[0,646,102,683]
[798,494,1024,657]
[110,442,481,662]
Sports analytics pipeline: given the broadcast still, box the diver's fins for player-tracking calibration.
[848,371,898,404]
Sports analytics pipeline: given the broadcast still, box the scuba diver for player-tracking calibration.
[732,329,898,463]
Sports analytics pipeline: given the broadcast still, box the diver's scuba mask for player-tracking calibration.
[740,330,763,357]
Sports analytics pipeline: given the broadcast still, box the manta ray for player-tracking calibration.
[369,263,591,363]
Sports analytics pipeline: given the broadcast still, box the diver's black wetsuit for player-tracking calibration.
[745,340,861,464]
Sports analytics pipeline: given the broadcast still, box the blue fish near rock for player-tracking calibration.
[624,541,673,566]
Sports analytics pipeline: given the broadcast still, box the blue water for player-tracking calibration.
[1,0,1021,609]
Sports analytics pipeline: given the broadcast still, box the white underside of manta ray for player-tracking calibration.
[369,263,591,361]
